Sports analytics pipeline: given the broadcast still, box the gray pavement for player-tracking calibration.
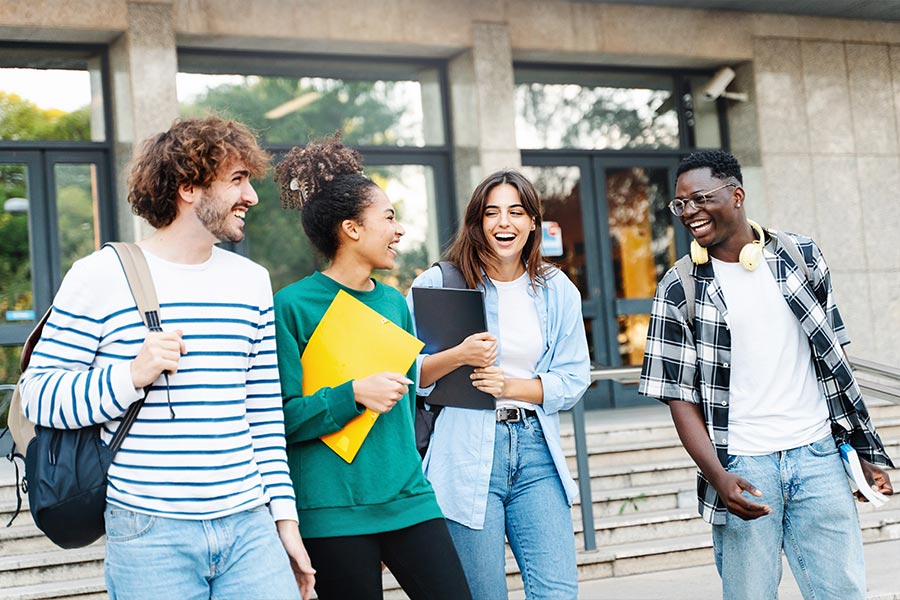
[546,537,900,600]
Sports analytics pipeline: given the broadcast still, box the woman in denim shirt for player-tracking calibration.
[406,170,591,599]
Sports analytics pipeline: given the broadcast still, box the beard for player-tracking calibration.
[196,189,243,243]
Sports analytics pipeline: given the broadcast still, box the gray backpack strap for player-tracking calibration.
[674,255,695,325]
[773,230,811,284]
[435,261,467,289]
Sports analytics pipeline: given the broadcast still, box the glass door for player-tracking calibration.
[523,154,688,408]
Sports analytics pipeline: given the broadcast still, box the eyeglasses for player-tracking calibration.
[668,182,736,216]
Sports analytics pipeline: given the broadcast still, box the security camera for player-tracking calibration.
[700,67,748,102]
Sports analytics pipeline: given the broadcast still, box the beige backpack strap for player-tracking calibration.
[105,242,162,332]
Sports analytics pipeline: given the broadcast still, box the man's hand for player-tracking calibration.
[276,520,316,600]
[471,365,506,398]
[454,332,498,368]
[352,372,412,414]
[856,459,894,502]
[130,330,186,388]
[711,472,771,520]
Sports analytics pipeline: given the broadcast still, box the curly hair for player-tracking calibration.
[676,150,743,184]
[273,134,379,260]
[127,117,270,228]
[445,169,551,289]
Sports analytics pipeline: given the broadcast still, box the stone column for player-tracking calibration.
[109,0,179,241]
[448,21,520,215]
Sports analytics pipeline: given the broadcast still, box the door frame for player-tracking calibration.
[522,150,690,408]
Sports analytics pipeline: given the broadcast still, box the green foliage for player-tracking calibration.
[0,92,91,141]
[0,164,33,323]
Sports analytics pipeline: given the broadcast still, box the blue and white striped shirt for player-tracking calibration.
[20,246,298,522]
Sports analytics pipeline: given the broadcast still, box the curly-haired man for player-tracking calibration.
[20,117,315,599]
[640,149,893,599]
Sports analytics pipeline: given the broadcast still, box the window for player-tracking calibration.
[177,51,453,293]
[515,68,679,150]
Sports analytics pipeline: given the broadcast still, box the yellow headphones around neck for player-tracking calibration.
[690,219,766,271]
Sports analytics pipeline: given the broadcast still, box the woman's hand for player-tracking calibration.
[352,372,412,414]
[471,365,506,398]
[454,332,498,368]
[275,520,316,600]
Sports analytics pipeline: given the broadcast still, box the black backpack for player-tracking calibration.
[8,243,161,548]
[413,261,468,458]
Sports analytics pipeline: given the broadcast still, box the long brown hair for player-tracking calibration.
[445,169,551,289]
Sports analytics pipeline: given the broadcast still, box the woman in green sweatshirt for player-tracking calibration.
[272,135,471,600]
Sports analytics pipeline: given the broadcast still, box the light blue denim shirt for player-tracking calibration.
[406,264,591,529]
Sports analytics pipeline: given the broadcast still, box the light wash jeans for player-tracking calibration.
[712,435,865,600]
[446,415,578,600]
[104,504,301,600]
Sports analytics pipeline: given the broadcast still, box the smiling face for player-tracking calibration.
[194,160,259,243]
[353,186,405,271]
[481,183,536,277]
[675,167,745,255]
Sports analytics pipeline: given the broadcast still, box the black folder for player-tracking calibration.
[411,287,495,410]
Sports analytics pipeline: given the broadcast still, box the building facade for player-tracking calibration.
[2,0,899,407]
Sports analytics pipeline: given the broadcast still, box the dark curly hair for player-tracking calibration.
[676,150,743,184]
[127,117,270,228]
[445,169,551,289]
[274,134,379,260]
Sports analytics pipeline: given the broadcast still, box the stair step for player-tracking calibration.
[1,576,107,600]
[0,546,105,588]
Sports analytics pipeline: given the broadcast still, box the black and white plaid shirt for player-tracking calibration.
[639,230,894,525]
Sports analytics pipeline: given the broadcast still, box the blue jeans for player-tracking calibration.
[104,504,301,600]
[712,435,865,600]
[446,415,578,600]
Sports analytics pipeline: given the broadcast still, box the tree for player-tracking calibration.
[0,92,91,141]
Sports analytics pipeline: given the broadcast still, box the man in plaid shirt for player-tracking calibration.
[640,150,893,599]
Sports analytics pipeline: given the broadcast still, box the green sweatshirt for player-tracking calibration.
[274,271,443,538]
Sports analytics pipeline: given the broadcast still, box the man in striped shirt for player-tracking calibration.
[640,150,893,599]
[20,117,315,600]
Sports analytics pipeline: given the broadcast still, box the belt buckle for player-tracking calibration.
[496,407,522,423]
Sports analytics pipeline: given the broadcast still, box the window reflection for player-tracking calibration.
[0,164,33,326]
[515,69,679,150]
[0,48,105,142]
[606,167,675,299]
[177,56,444,147]
[55,164,101,276]
[245,164,439,295]
[618,314,650,366]
[520,165,588,300]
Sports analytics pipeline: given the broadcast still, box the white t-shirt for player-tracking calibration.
[712,253,831,455]
[491,273,542,411]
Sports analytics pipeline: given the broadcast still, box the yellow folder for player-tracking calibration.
[301,289,424,463]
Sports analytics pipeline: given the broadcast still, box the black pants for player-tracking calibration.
[304,518,472,600]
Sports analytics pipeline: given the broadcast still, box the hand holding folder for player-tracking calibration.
[301,290,424,463]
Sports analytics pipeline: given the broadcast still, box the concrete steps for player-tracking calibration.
[2,398,899,600]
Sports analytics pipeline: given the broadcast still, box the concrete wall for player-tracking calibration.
[1,0,898,365]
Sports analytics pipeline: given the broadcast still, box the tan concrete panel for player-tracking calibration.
[0,0,127,30]
[868,271,900,367]
[846,44,898,156]
[829,271,876,361]
[750,13,900,45]
[855,156,900,271]
[811,155,866,271]
[760,153,817,239]
[599,4,753,62]
[753,39,809,155]
[893,46,900,156]
[800,41,853,154]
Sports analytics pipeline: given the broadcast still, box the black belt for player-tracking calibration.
[495,407,538,423]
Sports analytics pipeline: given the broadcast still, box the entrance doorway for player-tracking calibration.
[522,154,690,408]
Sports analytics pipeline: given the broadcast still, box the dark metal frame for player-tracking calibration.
[0,42,117,347]
[517,64,729,409]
